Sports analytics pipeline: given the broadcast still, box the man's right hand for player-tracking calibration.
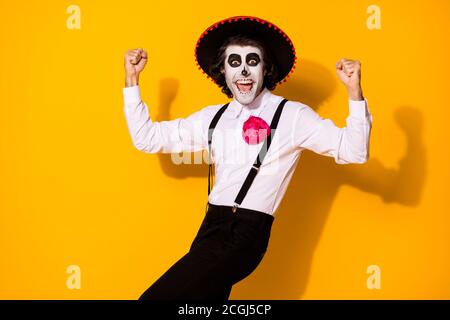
[124,48,148,87]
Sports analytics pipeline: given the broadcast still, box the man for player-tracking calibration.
[123,16,372,300]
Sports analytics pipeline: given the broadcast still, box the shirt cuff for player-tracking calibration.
[123,85,141,105]
[349,98,370,119]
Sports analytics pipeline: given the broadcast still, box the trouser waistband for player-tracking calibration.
[206,202,274,225]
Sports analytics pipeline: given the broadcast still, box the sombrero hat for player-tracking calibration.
[195,16,297,85]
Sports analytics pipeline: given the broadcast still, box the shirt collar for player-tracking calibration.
[229,87,273,119]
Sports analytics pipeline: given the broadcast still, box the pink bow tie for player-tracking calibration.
[242,116,271,145]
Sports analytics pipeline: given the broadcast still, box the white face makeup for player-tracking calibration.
[223,45,265,105]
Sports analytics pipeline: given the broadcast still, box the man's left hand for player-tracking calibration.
[336,58,364,100]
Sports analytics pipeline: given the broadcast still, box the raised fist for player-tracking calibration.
[124,48,148,86]
[336,58,364,100]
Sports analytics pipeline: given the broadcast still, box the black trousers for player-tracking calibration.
[138,202,274,300]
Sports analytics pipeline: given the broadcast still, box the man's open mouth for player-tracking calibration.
[235,79,254,94]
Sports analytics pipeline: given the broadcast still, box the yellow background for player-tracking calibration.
[1,0,449,299]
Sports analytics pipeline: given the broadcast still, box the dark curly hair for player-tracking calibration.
[209,34,279,98]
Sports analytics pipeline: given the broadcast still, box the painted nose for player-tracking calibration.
[241,68,248,76]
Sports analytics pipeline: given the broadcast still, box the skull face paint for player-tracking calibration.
[223,45,265,105]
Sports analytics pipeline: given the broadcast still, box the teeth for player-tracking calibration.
[236,79,253,84]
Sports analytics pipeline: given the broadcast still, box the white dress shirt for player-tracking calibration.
[123,85,372,216]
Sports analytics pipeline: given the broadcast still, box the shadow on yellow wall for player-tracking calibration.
[147,59,426,299]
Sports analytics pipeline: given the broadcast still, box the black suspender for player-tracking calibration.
[207,98,288,213]
[207,103,230,196]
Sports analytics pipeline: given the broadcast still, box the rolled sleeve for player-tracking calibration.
[123,85,142,106]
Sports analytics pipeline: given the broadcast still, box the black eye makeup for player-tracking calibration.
[246,53,261,66]
[227,54,241,67]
